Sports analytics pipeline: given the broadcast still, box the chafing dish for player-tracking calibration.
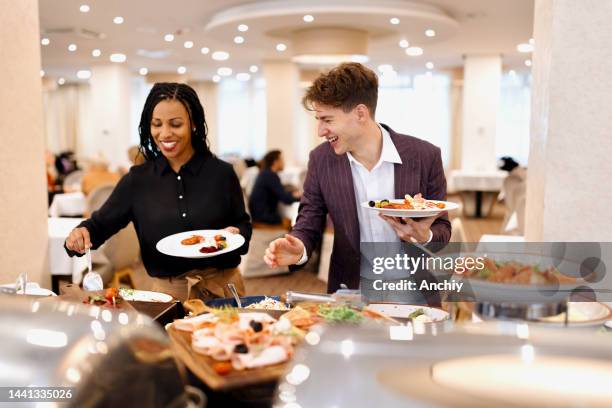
[274,321,612,407]
[0,295,205,407]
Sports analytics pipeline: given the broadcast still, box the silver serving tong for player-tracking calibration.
[227,283,242,308]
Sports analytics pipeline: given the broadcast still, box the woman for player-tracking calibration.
[65,83,252,301]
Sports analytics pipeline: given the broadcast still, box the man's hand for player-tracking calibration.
[379,213,443,243]
[65,227,91,254]
[264,234,305,268]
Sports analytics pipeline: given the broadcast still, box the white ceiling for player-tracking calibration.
[38,0,535,83]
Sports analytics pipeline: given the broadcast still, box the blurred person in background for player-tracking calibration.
[64,82,252,301]
[249,150,301,225]
[80,157,121,196]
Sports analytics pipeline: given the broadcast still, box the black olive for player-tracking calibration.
[234,343,248,354]
[368,200,375,207]
[249,320,263,332]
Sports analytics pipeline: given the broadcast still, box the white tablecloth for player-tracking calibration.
[48,217,86,280]
[49,192,86,217]
[449,170,507,192]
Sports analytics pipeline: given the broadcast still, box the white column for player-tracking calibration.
[263,60,300,165]
[88,65,133,170]
[525,0,612,241]
[460,55,502,171]
[190,80,219,155]
[0,0,49,286]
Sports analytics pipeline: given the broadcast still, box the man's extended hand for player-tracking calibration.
[263,234,305,268]
[379,213,444,243]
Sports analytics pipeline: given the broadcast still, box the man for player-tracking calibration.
[264,62,451,292]
[249,150,301,225]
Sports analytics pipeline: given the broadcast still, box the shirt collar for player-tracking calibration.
[154,151,206,176]
[347,123,403,168]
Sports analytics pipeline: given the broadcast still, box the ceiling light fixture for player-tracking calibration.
[249,65,258,73]
[164,34,174,42]
[517,43,533,53]
[212,51,229,61]
[238,24,249,32]
[234,36,244,44]
[405,46,423,56]
[236,73,251,81]
[113,16,124,25]
[139,67,148,75]
[79,5,90,13]
[212,75,221,83]
[217,67,232,76]
[425,29,436,37]
[303,15,314,23]
[399,39,409,48]
[525,59,532,67]
[58,77,65,85]
[177,66,187,74]
[184,41,194,49]
[40,70,45,77]
[389,17,400,25]
[529,38,535,45]
[41,38,50,46]
[77,70,91,79]
[68,44,77,52]
[425,61,434,69]
[201,47,210,54]
[110,53,126,63]
[92,49,101,57]
[276,43,287,52]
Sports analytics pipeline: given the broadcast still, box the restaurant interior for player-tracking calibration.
[1,0,611,407]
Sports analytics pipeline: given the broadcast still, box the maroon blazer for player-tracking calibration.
[290,124,452,293]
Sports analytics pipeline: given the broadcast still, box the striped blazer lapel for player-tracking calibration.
[393,134,421,197]
[332,154,360,252]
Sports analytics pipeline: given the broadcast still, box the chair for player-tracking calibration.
[450,218,467,242]
[62,170,84,192]
[85,183,115,217]
[240,166,260,197]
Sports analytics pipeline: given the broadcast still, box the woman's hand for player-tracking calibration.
[223,226,240,234]
[65,227,91,254]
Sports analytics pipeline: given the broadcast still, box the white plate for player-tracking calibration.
[156,229,245,259]
[119,289,174,303]
[361,200,459,218]
[537,302,612,327]
[367,303,450,322]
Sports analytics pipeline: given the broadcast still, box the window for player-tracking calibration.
[496,72,531,165]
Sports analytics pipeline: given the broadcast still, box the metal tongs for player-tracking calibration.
[286,288,363,307]
[227,283,242,308]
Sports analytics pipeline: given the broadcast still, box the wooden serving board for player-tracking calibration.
[166,323,287,391]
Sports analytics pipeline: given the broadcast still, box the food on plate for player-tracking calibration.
[181,235,205,245]
[83,287,123,307]
[198,234,229,254]
[245,297,289,310]
[368,193,445,210]
[407,308,434,323]
[281,306,319,329]
[173,308,304,374]
[459,257,578,285]
[317,304,364,324]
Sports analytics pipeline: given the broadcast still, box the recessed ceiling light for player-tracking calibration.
[524,59,532,67]
[177,66,187,74]
[389,17,400,25]
[234,36,244,44]
[164,34,174,42]
[303,15,314,23]
[79,4,90,13]
[92,49,101,57]
[217,67,232,76]
[238,24,249,32]
[113,16,124,25]
[68,44,77,52]
[276,43,287,52]
[110,53,126,63]
[201,47,210,55]
[517,43,533,53]
[529,38,535,45]
[425,29,436,37]
[212,51,229,61]
[399,39,409,48]
[212,75,221,83]
[40,70,45,77]
[41,38,50,46]
[425,61,434,69]
[405,46,423,56]
[77,70,91,79]
[236,73,251,81]
[139,67,148,75]
[249,65,258,73]
[184,41,194,49]
[58,77,65,85]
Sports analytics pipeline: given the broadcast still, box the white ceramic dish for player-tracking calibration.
[361,200,459,218]
[366,303,450,322]
[118,289,173,303]
[156,229,245,259]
